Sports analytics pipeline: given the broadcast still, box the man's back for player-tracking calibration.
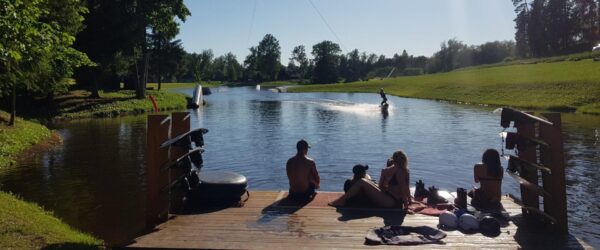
[286,154,318,193]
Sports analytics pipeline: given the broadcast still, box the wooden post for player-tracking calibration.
[146,114,171,227]
[169,112,191,213]
[539,113,568,233]
[515,114,540,217]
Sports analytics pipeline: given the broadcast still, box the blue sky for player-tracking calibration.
[177,0,517,64]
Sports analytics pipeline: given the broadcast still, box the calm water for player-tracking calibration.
[0,86,598,246]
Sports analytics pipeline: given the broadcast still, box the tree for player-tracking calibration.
[528,0,551,57]
[253,34,281,81]
[151,39,186,86]
[189,50,213,83]
[0,0,91,125]
[572,0,600,50]
[147,1,190,91]
[74,0,139,96]
[311,41,341,84]
[243,47,260,81]
[74,0,189,98]
[289,45,309,80]
[512,0,595,57]
[473,41,516,64]
[225,53,241,82]
[134,0,190,98]
[345,49,362,82]
[427,39,470,73]
[546,0,575,54]
[513,0,531,57]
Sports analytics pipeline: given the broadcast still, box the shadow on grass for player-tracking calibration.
[41,243,104,250]
[13,90,137,120]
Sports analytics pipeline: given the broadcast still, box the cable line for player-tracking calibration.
[307,0,345,51]
[247,0,258,47]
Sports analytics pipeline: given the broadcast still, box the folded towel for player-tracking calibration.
[366,225,446,245]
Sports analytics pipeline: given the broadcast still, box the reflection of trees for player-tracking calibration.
[562,114,600,181]
[315,108,338,127]
[2,117,148,244]
[560,114,600,245]
[250,100,283,148]
[253,100,282,125]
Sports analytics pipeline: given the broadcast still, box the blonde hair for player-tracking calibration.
[392,150,408,171]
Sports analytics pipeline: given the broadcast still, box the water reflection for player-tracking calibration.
[0,117,147,244]
[0,87,597,247]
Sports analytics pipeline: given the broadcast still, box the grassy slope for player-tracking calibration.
[290,59,600,114]
[0,192,102,249]
[56,90,187,119]
[0,111,52,167]
[0,112,102,249]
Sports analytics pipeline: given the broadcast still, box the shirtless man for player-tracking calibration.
[286,139,320,199]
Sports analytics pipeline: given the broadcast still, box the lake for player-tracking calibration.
[0,86,598,246]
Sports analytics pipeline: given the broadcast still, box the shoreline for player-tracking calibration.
[0,113,102,249]
[288,59,600,115]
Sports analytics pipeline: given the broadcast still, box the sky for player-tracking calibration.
[176,0,517,64]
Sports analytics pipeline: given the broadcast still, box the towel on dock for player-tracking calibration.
[408,200,456,216]
[366,225,446,245]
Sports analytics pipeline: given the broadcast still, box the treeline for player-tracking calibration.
[167,36,429,84]
[164,35,516,84]
[513,0,600,57]
[426,40,517,73]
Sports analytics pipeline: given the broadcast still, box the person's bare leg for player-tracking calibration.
[329,179,372,206]
[329,179,395,207]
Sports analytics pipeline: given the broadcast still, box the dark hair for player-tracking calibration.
[352,164,368,179]
[482,149,501,178]
[296,139,309,154]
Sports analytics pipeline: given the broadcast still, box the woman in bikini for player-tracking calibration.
[471,149,504,209]
[329,150,411,209]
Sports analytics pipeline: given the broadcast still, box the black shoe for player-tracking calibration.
[455,188,467,209]
[427,186,448,204]
[415,180,429,197]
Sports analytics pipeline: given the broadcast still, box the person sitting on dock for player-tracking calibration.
[329,150,411,209]
[379,88,388,106]
[344,164,373,193]
[286,139,320,200]
[470,149,504,210]
[342,164,377,206]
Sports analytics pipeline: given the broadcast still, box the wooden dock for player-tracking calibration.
[125,191,592,249]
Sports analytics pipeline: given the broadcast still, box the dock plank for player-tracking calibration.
[125,191,592,249]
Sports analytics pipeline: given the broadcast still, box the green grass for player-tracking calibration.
[0,112,102,249]
[0,192,102,249]
[0,111,52,168]
[290,59,600,114]
[147,81,222,90]
[259,81,301,88]
[466,50,600,70]
[56,90,188,119]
